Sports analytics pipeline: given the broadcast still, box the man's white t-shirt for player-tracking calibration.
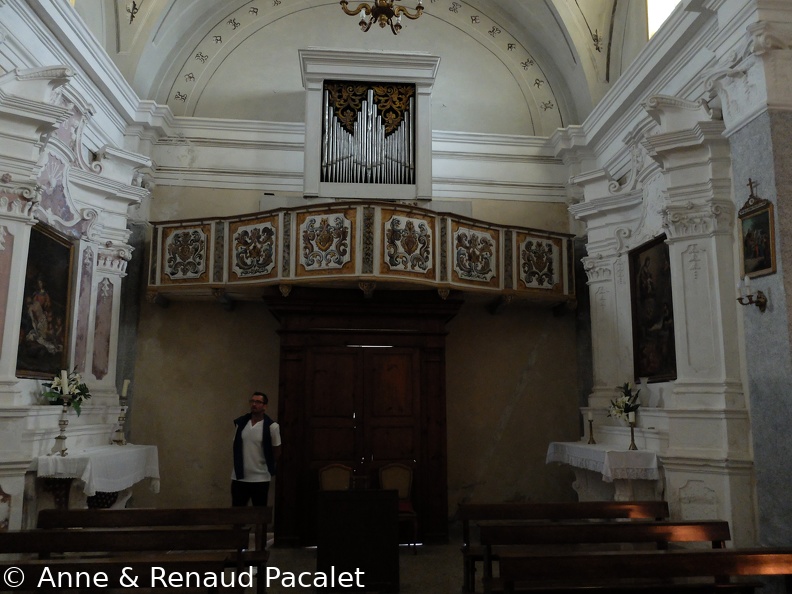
[232,419,281,482]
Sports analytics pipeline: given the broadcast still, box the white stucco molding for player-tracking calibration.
[96,241,133,277]
[705,20,792,135]
[0,173,40,222]
[581,254,614,284]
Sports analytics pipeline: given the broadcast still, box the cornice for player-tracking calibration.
[569,191,643,222]
[299,48,441,89]
[68,167,150,206]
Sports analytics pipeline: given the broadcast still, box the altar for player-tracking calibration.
[546,441,664,501]
[27,444,159,516]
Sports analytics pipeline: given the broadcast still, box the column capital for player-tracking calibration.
[0,173,39,222]
[96,242,133,276]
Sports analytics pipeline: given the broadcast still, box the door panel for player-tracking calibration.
[306,348,361,466]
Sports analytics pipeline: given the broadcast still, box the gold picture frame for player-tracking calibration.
[738,190,776,279]
[16,224,75,379]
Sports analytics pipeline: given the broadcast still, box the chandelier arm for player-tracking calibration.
[340,1,373,17]
[361,16,375,32]
[393,5,424,20]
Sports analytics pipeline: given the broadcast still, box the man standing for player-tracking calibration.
[232,391,281,506]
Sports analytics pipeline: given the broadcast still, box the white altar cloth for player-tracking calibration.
[546,441,659,483]
[31,444,160,496]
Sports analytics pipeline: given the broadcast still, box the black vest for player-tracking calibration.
[232,413,276,480]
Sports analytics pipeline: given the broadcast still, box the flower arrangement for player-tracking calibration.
[43,369,92,416]
[608,381,641,421]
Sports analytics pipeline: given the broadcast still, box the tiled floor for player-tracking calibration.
[259,536,463,593]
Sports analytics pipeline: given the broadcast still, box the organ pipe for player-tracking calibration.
[321,86,415,184]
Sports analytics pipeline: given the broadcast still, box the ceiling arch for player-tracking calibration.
[75,0,649,135]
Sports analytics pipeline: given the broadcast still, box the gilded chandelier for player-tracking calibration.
[340,0,424,35]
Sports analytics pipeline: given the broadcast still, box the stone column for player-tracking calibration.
[642,95,755,545]
[569,170,645,411]
[0,66,74,532]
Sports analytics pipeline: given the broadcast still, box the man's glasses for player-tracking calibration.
[249,400,265,405]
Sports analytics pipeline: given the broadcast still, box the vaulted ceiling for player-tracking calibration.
[75,0,650,136]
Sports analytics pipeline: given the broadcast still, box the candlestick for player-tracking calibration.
[587,419,596,444]
[628,417,638,450]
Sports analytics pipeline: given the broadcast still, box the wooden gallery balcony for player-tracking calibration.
[146,201,576,309]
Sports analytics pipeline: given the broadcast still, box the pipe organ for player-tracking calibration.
[322,81,415,185]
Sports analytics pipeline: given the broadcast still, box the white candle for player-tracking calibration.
[587,411,594,421]
[744,274,751,293]
[627,411,636,424]
[60,370,69,394]
[121,379,130,398]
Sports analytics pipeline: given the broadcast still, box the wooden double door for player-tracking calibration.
[307,345,420,482]
[268,288,460,546]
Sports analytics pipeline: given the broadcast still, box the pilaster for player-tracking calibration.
[641,94,754,545]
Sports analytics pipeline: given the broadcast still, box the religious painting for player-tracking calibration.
[16,225,74,379]
[629,234,677,383]
[738,192,776,279]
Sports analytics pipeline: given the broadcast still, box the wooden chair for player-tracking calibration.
[379,462,418,554]
[319,463,353,491]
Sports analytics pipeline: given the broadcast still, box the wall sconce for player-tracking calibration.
[737,275,768,313]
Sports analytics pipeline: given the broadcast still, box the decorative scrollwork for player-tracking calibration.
[385,216,431,273]
[301,215,351,270]
[325,81,415,136]
[454,227,495,282]
[233,224,276,277]
[520,239,555,288]
[165,229,206,279]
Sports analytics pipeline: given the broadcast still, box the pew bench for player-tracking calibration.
[0,527,255,593]
[37,506,271,553]
[495,547,792,593]
[458,501,670,592]
[29,506,272,593]
[480,520,732,593]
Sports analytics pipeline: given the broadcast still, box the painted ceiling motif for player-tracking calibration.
[80,0,644,134]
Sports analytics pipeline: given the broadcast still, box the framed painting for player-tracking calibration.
[738,194,776,278]
[629,234,677,383]
[16,224,74,379]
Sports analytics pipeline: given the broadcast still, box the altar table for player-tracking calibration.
[31,444,160,496]
[546,441,663,501]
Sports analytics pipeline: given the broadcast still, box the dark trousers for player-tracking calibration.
[231,480,270,507]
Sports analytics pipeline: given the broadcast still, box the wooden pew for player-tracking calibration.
[480,520,732,593]
[457,501,669,592]
[34,506,272,593]
[37,506,271,553]
[496,547,792,593]
[0,527,253,593]
[0,555,250,593]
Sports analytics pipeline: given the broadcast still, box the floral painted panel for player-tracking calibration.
[162,225,210,283]
[298,210,355,275]
[452,224,499,287]
[518,233,562,291]
[229,217,278,281]
[381,212,433,277]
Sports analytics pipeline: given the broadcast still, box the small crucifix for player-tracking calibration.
[747,178,758,199]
